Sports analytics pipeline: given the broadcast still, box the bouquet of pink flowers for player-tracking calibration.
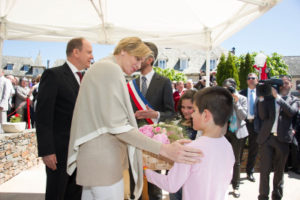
[139,122,188,144]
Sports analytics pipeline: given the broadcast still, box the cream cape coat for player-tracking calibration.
[67,55,143,198]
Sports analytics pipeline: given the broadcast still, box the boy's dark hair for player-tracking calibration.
[177,89,197,118]
[194,86,233,126]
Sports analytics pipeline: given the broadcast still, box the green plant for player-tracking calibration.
[153,67,187,82]
[216,53,240,89]
[239,53,255,90]
[266,52,289,77]
[216,53,226,86]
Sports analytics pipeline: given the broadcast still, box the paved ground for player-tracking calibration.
[0,163,299,200]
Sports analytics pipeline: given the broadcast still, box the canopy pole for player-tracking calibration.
[0,25,4,68]
[90,0,108,43]
[204,28,211,87]
[205,51,210,87]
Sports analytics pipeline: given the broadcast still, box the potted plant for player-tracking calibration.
[2,114,26,133]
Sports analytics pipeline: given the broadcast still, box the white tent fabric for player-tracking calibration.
[0,0,281,82]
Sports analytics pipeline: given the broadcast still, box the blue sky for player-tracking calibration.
[221,0,300,56]
[2,0,300,67]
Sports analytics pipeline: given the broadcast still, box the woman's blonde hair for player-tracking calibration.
[113,37,153,59]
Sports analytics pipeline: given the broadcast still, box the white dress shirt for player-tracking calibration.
[140,69,160,123]
[66,60,81,85]
[271,96,281,133]
[140,69,155,89]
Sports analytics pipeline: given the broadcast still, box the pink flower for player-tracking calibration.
[154,127,161,133]
[152,133,170,144]
[139,125,154,138]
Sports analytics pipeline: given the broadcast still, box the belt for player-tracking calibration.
[271,132,278,136]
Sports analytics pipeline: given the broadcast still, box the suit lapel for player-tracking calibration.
[62,63,79,94]
[135,77,140,90]
[146,73,160,100]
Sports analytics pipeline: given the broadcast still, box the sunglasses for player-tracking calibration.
[247,77,256,80]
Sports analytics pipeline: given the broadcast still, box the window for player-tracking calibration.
[180,59,188,71]
[34,68,39,75]
[21,65,30,71]
[158,59,167,69]
[4,64,14,70]
[210,59,216,70]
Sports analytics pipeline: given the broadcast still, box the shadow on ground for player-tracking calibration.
[0,192,44,200]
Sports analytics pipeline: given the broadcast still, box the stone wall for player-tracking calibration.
[0,129,41,184]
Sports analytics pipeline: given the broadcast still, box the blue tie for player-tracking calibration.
[249,90,254,115]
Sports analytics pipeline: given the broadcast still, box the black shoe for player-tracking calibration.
[247,173,256,182]
[233,189,240,198]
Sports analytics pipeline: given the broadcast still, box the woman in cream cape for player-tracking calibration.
[67,37,202,200]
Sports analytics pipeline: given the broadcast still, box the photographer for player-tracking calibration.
[223,78,248,198]
[257,75,299,200]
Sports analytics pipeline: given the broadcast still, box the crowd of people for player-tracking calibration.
[15,36,298,200]
[0,70,41,132]
[168,70,300,200]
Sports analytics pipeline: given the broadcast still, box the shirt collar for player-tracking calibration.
[141,69,155,81]
[66,60,80,74]
[248,87,256,93]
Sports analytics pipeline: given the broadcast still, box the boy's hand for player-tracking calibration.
[159,139,203,164]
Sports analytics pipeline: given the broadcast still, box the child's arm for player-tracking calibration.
[145,162,192,193]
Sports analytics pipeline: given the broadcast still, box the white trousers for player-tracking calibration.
[0,111,7,133]
[82,179,124,200]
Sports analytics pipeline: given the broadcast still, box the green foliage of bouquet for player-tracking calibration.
[10,113,22,123]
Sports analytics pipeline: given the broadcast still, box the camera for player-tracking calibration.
[227,86,236,94]
[256,78,283,97]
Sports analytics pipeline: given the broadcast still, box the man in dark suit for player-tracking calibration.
[131,42,175,200]
[36,37,93,200]
[240,73,259,182]
[257,75,299,200]
[134,42,175,124]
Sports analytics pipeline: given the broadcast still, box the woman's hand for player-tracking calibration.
[159,139,203,164]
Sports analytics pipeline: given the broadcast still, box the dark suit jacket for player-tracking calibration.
[36,63,79,164]
[257,95,299,144]
[240,88,261,133]
[132,72,175,123]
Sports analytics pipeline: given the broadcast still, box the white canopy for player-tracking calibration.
[0,0,281,83]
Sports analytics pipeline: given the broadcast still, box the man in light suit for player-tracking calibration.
[36,37,93,200]
[240,73,260,182]
[0,69,10,133]
[257,75,298,200]
[130,42,175,200]
[223,78,248,198]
